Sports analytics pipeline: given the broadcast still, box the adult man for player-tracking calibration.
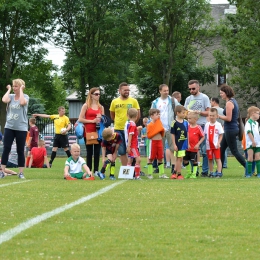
[210,97,227,168]
[151,84,179,175]
[184,80,211,177]
[33,106,71,166]
[110,82,140,166]
[172,91,182,104]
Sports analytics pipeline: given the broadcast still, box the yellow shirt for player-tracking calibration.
[110,97,140,130]
[50,114,70,134]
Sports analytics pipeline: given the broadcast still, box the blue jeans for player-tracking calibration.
[115,130,126,156]
[221,129,246,169]
[200,125,208,173]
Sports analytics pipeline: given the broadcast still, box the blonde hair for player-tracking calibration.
[188,111,199,119]
[102,128,113,140]
[29,118,36,124]
[86,87,102,109]
[247,106,260,117]
[12,79,25,87]
[38,140,45,147]
[127,108,138,119]
[70,143,80,150]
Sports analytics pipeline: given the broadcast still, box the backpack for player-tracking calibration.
[101,115,112,127]
[74,120,85,139]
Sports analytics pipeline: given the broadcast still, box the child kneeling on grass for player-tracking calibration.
[244,106,260,178]
[64,143,94,180]
[147,108,167,179]
[98,127,122,180]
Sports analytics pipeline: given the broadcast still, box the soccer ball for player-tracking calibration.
[60,128,67,134]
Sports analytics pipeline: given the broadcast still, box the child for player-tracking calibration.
[141,117,149,167]
[204,108,224,178]
[26,118,39,167]
[183,111,205,178]
[171,105,188,179]
[124,108,141,179]
[28,140,50,168]
[99,127,122,180]
[64,143,94,180]
[244,106,260,178]
[0,159,17,176]
[147,108,167,179]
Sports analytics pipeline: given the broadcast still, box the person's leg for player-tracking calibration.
[165,131,175,173]
[247,149,254,177]
[115,130,127,166]
[220,132,228,170]
[15,130,27,176]
[200,138,208,175]
[223,149,228,168]
[93,143,101,173]
[86,144,94,171]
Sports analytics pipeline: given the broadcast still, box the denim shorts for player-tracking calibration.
[115,130,126,156]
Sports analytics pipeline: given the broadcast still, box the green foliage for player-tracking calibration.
[27,97,45,116]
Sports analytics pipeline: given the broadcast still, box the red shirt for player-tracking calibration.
[84,108,102,133]
[31,147,47,168]
[30,125,39,148]
[187,125,204,152]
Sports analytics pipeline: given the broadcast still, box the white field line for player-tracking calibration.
[0,180,32,188]
[0,180,126,245]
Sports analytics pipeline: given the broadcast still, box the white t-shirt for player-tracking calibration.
[204,121,224,150]
[245,119,260,148]
[65,156,86,173]
[156,98,169,131]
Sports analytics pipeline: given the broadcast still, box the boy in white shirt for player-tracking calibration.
[244,106,260,178]
[204,108,224,178]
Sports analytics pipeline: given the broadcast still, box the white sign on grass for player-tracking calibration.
[118,166,135,179]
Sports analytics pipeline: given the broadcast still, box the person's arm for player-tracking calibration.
[64,165,70,177]
[198,107,210,117]
[102,147,106,163]
[27,136,32,147]
[216,134,223,149]
[247,132,256,147]
[110,111,115,121]
[28,155,33,168]
[219,101,234,122]
[78,103,99,124]
[44,155,50,168]
[2,85,11,103]
[112,144,120,162]
[32,113,50,118]
[172,133,178,151]
[136,109,140,123]
[62,122,72,135]
[19,85,27,106]
[195,136,205,150]
[127,134,132,153]
[82,164,92,176]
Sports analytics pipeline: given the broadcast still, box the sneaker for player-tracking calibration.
[147,174,153,179]
[177,174,184,180]
[201,172,208,177]
[0,171,5,178]
[159,174,169,179]
[83,176,95,180]
[98,172,105,180]
[134,176,142,180]
[49,163,52,168]
[18,172,25,179]
[153,168,159,174]
[109,175,116,180]
[66,176,77,180]
[140,171,146,176]
[94,171,99,177]
[245,175,251,178]
[170,174,177,179]
[215,172,223,178]
[209,172,217,178]
[144,165,148,168]
[257,174,260,178]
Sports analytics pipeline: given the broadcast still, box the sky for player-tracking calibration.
[46,0,230,68]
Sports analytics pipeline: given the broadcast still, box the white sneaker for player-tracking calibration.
[94,171,99,177]
[147,174,153,179]
[159,174,169,179]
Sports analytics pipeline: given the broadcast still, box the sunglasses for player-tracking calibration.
[92,93,100,96]
[188,88,196,91]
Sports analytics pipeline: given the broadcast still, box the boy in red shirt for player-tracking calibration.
[147,108,167,179]
[28,140,50,168]
[183,111,205,178]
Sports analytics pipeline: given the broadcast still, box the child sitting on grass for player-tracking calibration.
[98,127,122,180]
[147,108,167,179]
[204,108,224,178]
[183,111,204,178]
[171,105,188,180]
[244,106,260,178]
[64,143,94,180]
[124,108,142,180]
[28,140,50,168]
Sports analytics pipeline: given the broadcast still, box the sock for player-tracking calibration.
[166,162,170,167]
[185,163,191,174]
[148,163,153,175]
[101,159,111,174]
[171,164,175,173]
[134,164,140,178]
[247,161,252,175]
[158,163,164,176]
[256,160,260,175]
[110,162,115,176]
[50,151,57,164]
[26,156,30,167]
[192,165,198,175]
[66,150,71,157]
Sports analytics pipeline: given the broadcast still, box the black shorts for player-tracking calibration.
[53,134,69,148]
[183,151,197,162]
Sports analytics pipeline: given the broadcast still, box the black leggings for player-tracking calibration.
[1,128,27,167]
[85,141,101,172]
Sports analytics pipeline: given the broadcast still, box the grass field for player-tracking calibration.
[1,157,260,259]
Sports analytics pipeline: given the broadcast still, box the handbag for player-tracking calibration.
[238,111,244,141]
[86,132,99,145]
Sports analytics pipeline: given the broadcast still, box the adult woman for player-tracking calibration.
[78,88,104,175]
[219,84,246,175]
[0,79,29,179]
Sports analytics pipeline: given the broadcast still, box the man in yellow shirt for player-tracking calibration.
[110,83,140,166]
[33,106,71,166]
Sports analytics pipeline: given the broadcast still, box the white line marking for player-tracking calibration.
[0,181,125,245]
[0,180,32,188]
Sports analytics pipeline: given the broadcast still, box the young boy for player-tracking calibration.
[64,143,94,180]
[244,106,260,178]
[171,105,188,179]
[124,108,141,179]
[99,127,122,180]
[147,108,167,179]
[141,117,149,167]
[204,108,224,178]
[28,140,50,168]
[26,117,39,167]
[183,111,205,178]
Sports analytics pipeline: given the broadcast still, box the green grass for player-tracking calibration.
[1,157,260,259]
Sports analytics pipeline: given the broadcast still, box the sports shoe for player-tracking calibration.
[134,176,142,180]
[83,176,95,180]
[153,168,159,174]
[201,172,208,177]
[159,174,169,179]
[215,172,223,178]
[245,174,251,178]
[144,165,148,168]
[109,175,116,180]
[98,172,105,180]
[257,174,260,178]
[66,176,77,180]
[170,174,177,179]
[177,174,184,180]
[18,172,25,179]
[147,174,153,179]
[185,173,191,179]
[94,171,99,177]
[0,171,5,178]
[209,172,216,178]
